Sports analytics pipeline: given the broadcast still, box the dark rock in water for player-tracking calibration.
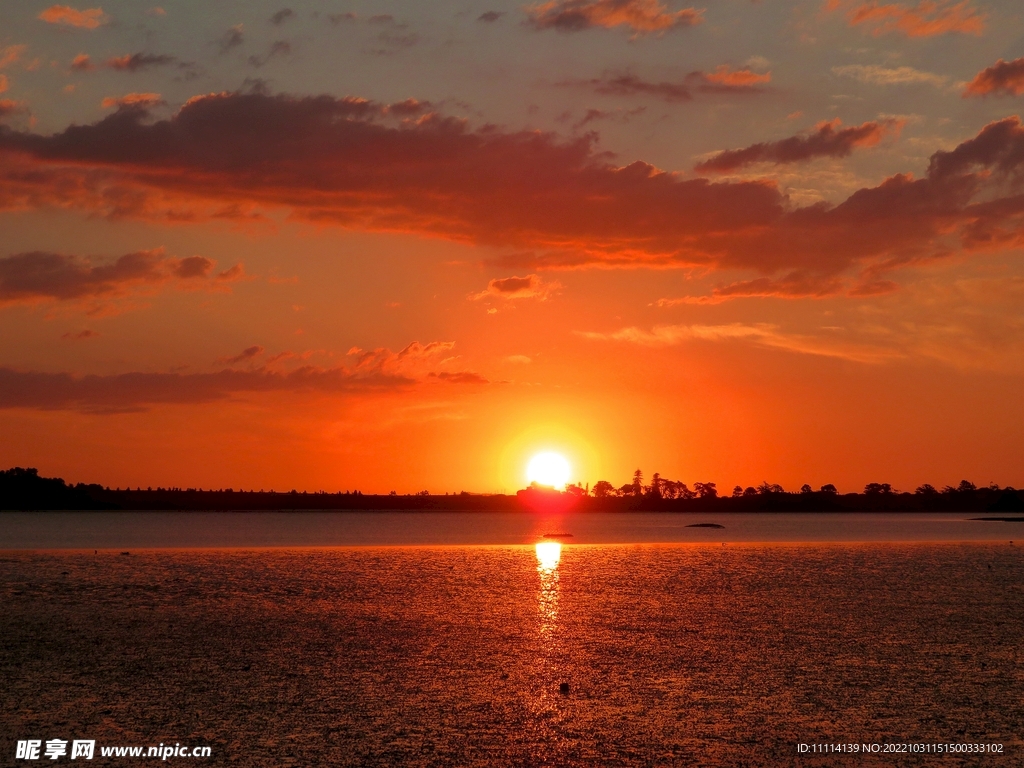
[686,523,725,529]
[559,682,570,694]
[120,551,130,556]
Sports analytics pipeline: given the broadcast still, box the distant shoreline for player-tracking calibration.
[3,467,1023,514]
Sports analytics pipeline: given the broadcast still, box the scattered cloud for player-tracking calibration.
[702,65,771,88]
[223,345,264,364]
[101,92,164,109]
[0,45,28,70]
[147,7,166,16]
[62,329,98,340]
[567,68,770,102]
[106,53,176,72]
[579,322,898,362]
[430,371,490,384]
[0,249,240,307]
[471,274,561,301]
[478,11,505,21]
[70,53,93,71]
[248,41,291,67]
[38,5,107,29]
[0,75,7,94]
[963,58,1024,98]
[832,63,949,87]
[217,25,244,54]
[695,118,902,173]
[525,0,703,36]
[827,0,987,37]
[270,8,294,25]
[829,0,984,37]
[0,99,27,118]
[655,273,846,303]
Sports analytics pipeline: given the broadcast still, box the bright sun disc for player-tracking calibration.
[526,451,571,489]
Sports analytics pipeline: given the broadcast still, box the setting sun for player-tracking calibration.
[526,452,571,489]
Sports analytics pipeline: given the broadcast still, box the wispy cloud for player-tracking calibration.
[525,0,703,36]
[832,63,948,87]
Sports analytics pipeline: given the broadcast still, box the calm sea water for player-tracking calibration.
[0,510,1018,549]
[2,515,1022,765]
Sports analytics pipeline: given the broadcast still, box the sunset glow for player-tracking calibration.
[526,452,572,490]
[0,0,1022,494]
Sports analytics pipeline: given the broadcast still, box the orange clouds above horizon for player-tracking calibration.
[2,92,1023,293]
[37,5,107,29]
[963,57,1024,98]
[829,0,985,37]
[525,0,703,35]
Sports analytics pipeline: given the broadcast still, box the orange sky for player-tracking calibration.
[1,0,1023,493]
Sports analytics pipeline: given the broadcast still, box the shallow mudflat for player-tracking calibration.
[2,544,1022,766]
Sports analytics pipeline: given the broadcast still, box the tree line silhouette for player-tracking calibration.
[2,466,1022,512]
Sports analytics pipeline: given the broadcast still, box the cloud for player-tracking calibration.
[471,274,560,300]
[0,365,408,413]
[579,322,897,362]
[62,329,98,340]
[0,99,27,118]
[695,118,902,173]
[963,58,1024,98]
[832,63,949,87]
[478,11,505,21]
[3,92,1024,286]
[525,0,702,36]
[217,25,244,54]
[38,5,107,29]
[106,53,176,72]
[270,8,294,25]
[655,273,846,304]
[223,345,264,363]
[568,68,770,102]
[430,371,490,384]
[0,339,474,412]
[831,0,984,37]
[101,93,164,109]
[701,65,771,89]
[70,53,93,71]
[0,75,7,94]
[0,45,28,70]
[248,41,291,67]
[0,248,234,307]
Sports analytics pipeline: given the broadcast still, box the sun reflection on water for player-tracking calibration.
[535,541,561,637]
[535,541,562,572]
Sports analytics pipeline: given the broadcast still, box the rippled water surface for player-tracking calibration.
[2,544,1022,766]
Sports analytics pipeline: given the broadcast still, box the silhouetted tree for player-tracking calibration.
[732,485,743,498]
[647,473,662,498]
[617,483,634,497]
[743,486,758,497]
[915,484,937,496]
[631,469,644,496]
[592,480,615,498]
[694,482,717,499]
[565,483,588,497]
[957,480,977,493]
[864,483,893,495]
[758,481,785,494]
[820,484,838,494]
